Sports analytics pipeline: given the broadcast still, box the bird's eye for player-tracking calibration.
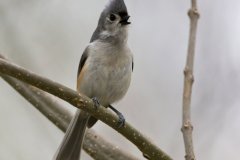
[109,14,116,21]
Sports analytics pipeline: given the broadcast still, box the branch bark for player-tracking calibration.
[0,55,172,160]
[181,1,199,160]
[0,55,138,160]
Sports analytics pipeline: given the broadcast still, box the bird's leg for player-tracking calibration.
[109,105,125,128]
[92,97,100,109]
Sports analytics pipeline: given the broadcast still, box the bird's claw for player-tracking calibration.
[92,97,100,109]
[109,105,126,128]
[117,113,126,128]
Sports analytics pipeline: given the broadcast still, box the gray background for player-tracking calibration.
[0,0,240,159]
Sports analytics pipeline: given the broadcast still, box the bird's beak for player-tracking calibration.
[120,15,131,25]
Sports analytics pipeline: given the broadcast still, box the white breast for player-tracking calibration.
[79,41,133,106]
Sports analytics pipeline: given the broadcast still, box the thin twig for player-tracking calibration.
[0,57,138,160]
[0,56,172,160]
[181,0,199,160]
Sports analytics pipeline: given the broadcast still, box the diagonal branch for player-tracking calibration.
[0,55,138,160]
[0,55,172,160]
[181,0,199,160]
[1,76,138,160]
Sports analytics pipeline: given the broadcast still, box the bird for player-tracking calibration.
[53,0,133,159]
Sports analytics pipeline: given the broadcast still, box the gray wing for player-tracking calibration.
[77,47,89,76]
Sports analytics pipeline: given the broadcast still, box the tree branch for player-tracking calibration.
[0,55,138,160]
[181,0,199,160]
[0,55,172,160]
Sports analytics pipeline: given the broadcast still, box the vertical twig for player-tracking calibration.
[181,0,199,160]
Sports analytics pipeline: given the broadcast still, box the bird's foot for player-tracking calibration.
[92,97,100,109]
[109,105,125,128]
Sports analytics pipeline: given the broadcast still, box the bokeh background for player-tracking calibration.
[1,0,240,159]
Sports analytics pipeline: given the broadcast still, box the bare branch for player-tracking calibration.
[181,0,199,160]
[2,77,138,160]
[0,56,138,160]
[0,55,172,160]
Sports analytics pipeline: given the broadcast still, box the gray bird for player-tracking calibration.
[53,0,133,159]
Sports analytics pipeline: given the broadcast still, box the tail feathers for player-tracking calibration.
[53,110,90,160]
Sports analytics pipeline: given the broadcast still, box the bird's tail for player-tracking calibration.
[53,109,90,160]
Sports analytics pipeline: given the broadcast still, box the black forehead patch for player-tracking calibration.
[118,11,128,18]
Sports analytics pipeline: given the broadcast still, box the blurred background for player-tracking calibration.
[0,0,240,159]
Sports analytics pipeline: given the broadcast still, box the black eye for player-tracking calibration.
[109,14,116,21]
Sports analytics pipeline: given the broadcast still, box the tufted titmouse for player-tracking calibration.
[53,0,133,159]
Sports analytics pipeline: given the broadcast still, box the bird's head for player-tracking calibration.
[91,0,131,44]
